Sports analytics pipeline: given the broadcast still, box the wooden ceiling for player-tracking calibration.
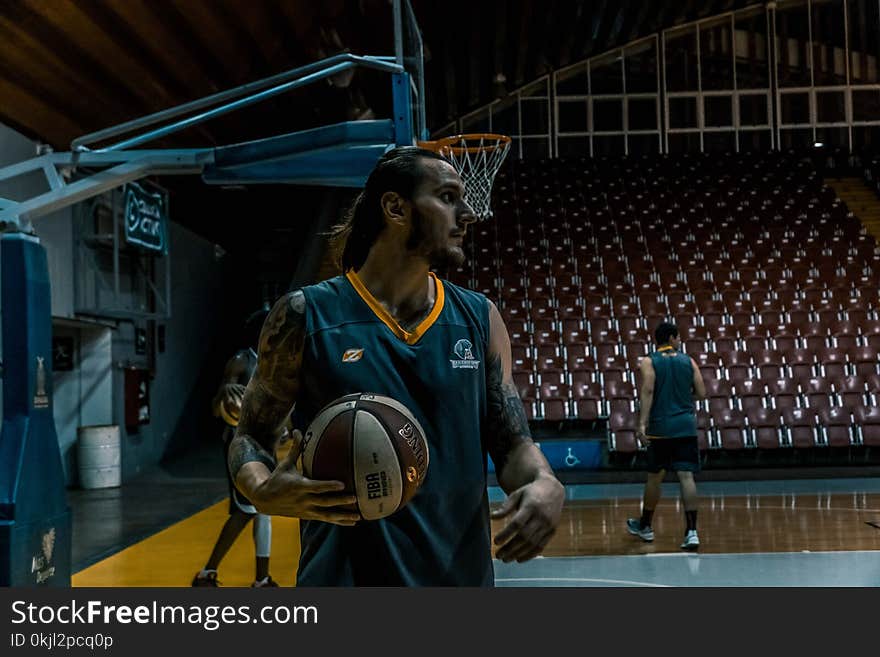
[0,0,753,252]
[0,0,754,150]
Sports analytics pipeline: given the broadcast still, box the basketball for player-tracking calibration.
[301,393,429,521]
[219,396,242,427]
[218,384,247,427]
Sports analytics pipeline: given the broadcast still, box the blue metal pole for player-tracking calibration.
[392,72,414,147]
[97,59,403,152]
[72,54,399,152]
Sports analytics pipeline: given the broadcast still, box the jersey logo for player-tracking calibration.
[342,348,364,362]
[450,339,480,370]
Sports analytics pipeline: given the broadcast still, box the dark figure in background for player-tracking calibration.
[193,306,281,587]
[228,146,565,586]
[627,322,707,551]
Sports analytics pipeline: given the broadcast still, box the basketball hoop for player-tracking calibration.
[419,133,511,221]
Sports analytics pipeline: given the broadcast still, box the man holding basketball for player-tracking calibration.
[627,322,706,550]
[228,146,564,585]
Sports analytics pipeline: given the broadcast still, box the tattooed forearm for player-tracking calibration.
[485,353,533,473]
[228,290,306,479]
[237,380,295,453]
[228,434,276,478]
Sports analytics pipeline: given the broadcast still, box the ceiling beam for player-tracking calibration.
[71,1,191,103]
[0,16,109,135]
[556,1,588,68]
[578,0,610,60]
[626,1,657,44]
[530,0,560,78]
[593,2,623,56]
[0,77,84,148]
[468,3,484,107]
[166,0,253,86]
[26,1,184,113]
[2,2,149,119]
[492,0,509,90]
[512,0,534,86]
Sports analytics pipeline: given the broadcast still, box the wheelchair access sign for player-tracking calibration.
[124,181,167,253]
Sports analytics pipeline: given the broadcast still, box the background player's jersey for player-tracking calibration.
[647,348,697,438]
[293,271,492,586]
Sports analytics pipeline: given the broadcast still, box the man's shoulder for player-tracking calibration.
[440,277,488,306]
[299,275,348,301]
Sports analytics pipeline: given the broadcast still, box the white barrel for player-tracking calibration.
[77,425,121,489]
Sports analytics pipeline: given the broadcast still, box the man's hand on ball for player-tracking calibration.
[250,430,361,526]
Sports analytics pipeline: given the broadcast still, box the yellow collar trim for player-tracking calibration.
[346,270,445,346]
[657,345,675,352]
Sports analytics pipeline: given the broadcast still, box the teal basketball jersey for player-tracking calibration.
[292,271,493,586]
[646,347,698,438]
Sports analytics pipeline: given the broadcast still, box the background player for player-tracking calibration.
[627,321,707,550]
[192,307,280,587]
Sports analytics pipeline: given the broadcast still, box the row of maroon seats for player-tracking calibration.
[447,151,880,455]
[609,406,880,453]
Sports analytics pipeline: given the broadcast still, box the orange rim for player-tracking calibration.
[418,133,511,155]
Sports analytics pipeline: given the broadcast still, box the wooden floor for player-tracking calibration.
[506,492,880,557]
[74,486,880,586]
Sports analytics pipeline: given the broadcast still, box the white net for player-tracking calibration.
[436,135,510,220]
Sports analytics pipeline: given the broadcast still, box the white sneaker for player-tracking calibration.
[680,530,700,551]
[626,518,654,542]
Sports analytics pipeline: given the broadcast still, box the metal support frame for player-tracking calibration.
[0,44,420,233]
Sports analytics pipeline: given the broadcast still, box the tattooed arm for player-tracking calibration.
[485,300,564,563]
[229,291,360,525]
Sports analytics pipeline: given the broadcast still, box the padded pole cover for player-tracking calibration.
[0,233,71,586]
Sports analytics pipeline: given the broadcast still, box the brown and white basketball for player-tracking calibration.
[301,393,429,521]
[219,395,243,427]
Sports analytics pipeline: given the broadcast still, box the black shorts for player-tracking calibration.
[645,436,701,473]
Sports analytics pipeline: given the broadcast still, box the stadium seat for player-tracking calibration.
[736,379,766,411]
[783,348,816,380]
[818,407,853,447]
[801,324,829,351]
[850,346,879,378]
[753,349,783,379]
[567,353,598,374]
[834,376,868,408]
[747,407,783,449]
[855,406,880,446]
[696,412,714,450]
[723,362,752,386]
[763,378,799,410]
[782,408,817,448]
[715,408,747,450]
[816,346,848,379]
[608,411,639,453]
[801,376,834,412]
[767,323,799,352]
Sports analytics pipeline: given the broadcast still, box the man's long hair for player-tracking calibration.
[327,146,450,272]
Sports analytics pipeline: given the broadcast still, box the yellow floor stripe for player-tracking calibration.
[72,502,301,587]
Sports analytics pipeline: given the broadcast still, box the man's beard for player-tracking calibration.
[407,207,466,271]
